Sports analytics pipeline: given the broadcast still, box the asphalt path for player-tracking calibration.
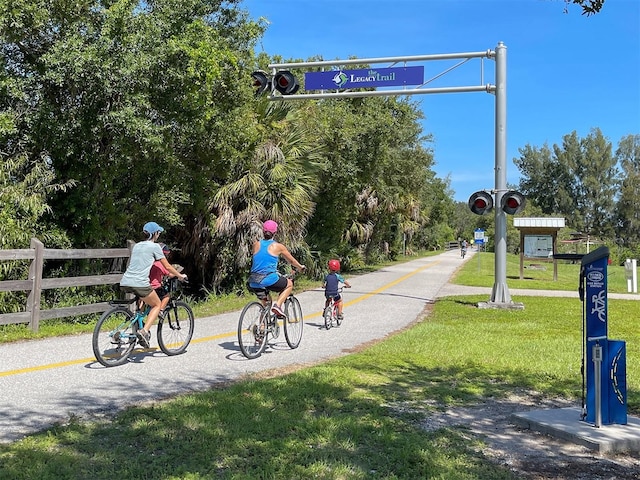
[0,249,471,444]
[2,248,637,444]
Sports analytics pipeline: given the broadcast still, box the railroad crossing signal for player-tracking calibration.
[468,190,525,215]
[468,191,494,215]
[501,191,526,215]
[252,70,300,96]
[273,70,299,95]
[251,70,271,97]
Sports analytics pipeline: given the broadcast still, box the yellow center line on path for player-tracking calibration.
[0,258,443,378]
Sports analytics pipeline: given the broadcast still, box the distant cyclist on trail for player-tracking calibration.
[461,239,468,258]
[323,259,351,321]
[248,220,305,318]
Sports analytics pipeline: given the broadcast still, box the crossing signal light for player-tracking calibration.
[251,70,271,97]
[273,70,299,95]
[501,191,526,215]
[468,191,494,215]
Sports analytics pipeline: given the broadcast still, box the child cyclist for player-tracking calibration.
[323,259,351,320]
[148,243,179,312]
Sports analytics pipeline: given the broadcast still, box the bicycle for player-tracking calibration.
[323,287,344,329]
[238,272,304,359]
[92,277,195,367]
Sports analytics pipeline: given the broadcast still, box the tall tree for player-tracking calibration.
[0,0,265,248]
[571,129,618,238]
[196,97,321,288]
[615,134,640,246]
[515,129,619,238]
[514,143,575,216]
[306,94,438,263]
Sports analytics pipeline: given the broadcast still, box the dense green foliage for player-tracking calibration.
[0,0,456,300]
[0,0,634,313]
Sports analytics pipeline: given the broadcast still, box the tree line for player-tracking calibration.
[512,130,640,263]
[0,0,456,303]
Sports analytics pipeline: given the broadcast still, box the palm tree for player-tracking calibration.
[183,98,322,289]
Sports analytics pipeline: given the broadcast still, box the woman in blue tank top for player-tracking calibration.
[248,220,305,317]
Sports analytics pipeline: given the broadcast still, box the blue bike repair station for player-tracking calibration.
[580,246,627,427]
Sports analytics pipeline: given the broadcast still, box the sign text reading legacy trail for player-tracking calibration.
[305,66,424,90]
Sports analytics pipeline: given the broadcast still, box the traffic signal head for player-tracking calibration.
[468,191,494,215]
[251,70,271,97]
[501,191,526,215]
[273,70,300,95]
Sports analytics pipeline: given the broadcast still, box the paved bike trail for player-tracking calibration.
[1,248,635,444]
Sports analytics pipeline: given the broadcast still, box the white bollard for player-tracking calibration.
[625,259,638,294]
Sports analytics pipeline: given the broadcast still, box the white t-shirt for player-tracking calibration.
[119,241,165,287]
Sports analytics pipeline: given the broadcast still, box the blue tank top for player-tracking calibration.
[249,239,280,288]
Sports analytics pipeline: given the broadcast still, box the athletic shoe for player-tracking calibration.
[137,329,151,348]
[337,314,344,320]
[271,303,286,318]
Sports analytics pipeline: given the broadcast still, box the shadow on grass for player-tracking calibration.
[0,363,530,480]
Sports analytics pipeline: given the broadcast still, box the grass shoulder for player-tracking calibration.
[455,250,630,293]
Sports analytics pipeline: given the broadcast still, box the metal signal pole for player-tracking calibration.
[266,42,517,307]
[491,42,512,305]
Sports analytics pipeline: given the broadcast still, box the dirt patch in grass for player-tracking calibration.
[414,392,640,479]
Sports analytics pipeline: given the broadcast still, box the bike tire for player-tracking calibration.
[92,307,136,367]
[157,300,195,356]
[238,302,268,359]
[334,305,342,326]
[323,305,332,330]
[284,296,303,349]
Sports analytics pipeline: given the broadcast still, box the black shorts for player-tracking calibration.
[154,286,169,300]
[248,274,289,300]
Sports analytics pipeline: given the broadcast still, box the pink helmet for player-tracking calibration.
[263,220,278,233]
[328,259,340,272]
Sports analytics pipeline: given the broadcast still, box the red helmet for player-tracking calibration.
[328,259,340,272]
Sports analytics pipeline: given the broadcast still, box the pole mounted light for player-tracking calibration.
[251,70,271,97]
[251,70,300,96]
[468,191,494,215]
[501,191,526,215]
[273,70,300,95]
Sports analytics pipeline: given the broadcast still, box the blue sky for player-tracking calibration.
[241,0,640,202]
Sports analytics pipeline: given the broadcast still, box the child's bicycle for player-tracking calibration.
[238,272,303,359]
[323,287,344,330]
[92,277,195,367]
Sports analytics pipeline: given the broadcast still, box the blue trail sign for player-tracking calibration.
[305,66,424,90]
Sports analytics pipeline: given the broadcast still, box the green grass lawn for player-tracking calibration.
[456,250,630,293]
[0,251,638,478]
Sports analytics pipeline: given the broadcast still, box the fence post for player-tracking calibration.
[27,238,44,332]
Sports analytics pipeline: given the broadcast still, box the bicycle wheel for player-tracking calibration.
[334,305,342,326]
[323,304,333,330]
[284,296,303,349]
[92,307,136,367]
[157,300,195,356]
[238,302,268,359]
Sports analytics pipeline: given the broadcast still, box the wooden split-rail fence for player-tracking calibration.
[0,238,132,332]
